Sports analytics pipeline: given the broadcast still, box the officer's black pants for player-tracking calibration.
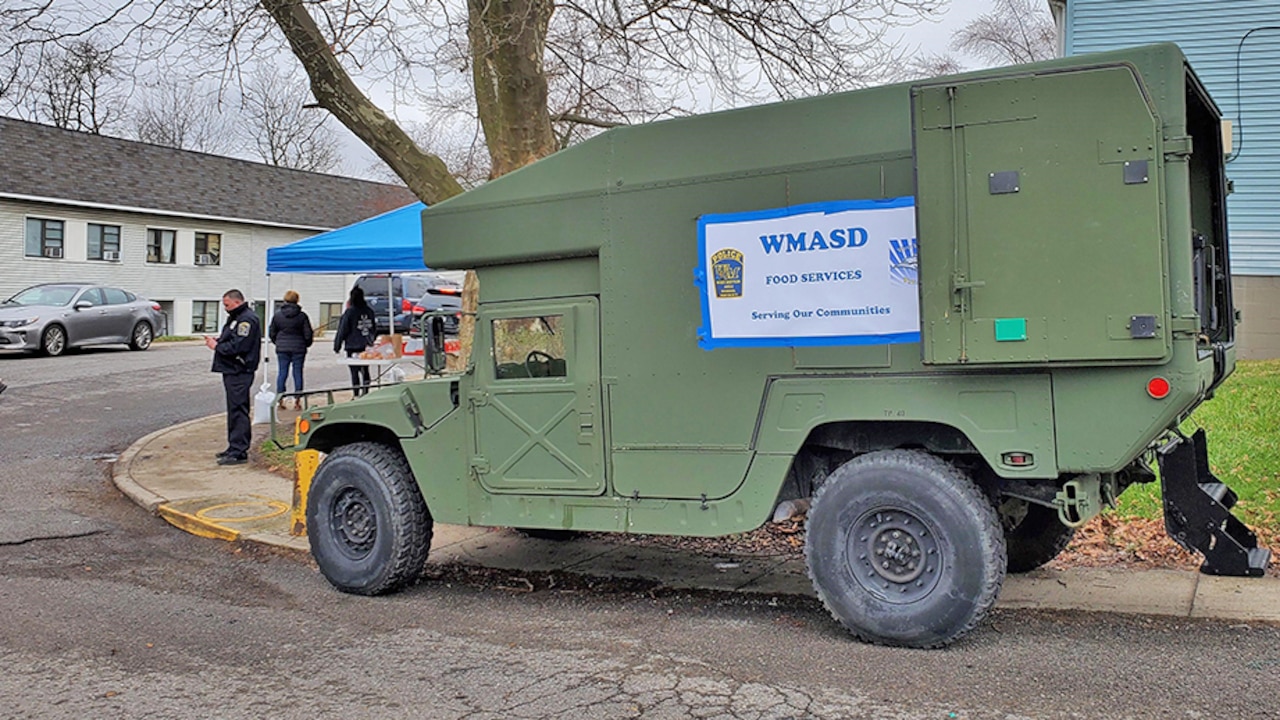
[222,372,254,458]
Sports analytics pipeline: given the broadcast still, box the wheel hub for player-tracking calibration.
[848,509,942,603]
[331,487,377,558]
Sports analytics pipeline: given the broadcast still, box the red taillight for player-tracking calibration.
[1146,377,1171,399]
[151,303,162,311]
[401,298,412,311]
[438,288,461,295]
[411,306,425,315]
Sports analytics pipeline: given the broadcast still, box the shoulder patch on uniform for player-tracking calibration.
[237,321,251,336]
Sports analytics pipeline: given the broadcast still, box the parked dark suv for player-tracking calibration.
[410,290,462,335]
[352,272,462,334]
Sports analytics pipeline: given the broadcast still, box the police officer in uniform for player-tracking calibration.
[205,289,262,465]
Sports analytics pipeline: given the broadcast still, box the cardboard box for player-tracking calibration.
[374,333,404,358]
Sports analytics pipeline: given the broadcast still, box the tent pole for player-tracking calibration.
[387,275,394,339]
[264,274,272,391]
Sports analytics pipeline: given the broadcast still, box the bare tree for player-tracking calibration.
[238,66,341,173]
[951,0,1055,67]
[33,40,123,133]
[3,0,947,358]
[133,80,238,153]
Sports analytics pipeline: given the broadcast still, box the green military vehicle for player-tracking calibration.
[297,43,1268,647]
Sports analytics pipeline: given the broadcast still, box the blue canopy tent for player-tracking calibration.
[265,200,430,343]
[266,201,428,274]
[259,202,428,404]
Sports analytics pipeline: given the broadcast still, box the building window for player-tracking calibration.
[319,302,342,334]
[88,223,122,261]
[195,232,221,266]
[147,228,176,264]
[25,218,65,259]
[192,300,220,333]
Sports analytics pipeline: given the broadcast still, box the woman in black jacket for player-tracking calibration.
[334,286,377,396]
[269,289,314,409]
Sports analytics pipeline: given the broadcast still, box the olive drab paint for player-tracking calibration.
[297,44,1267,645]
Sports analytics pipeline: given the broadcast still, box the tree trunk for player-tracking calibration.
[259,0,464,205]
[467,0,557,178]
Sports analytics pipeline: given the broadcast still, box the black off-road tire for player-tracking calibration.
[804,450,1006,648]
[129,321,154,351]
[1004,502,1076,573]
[307,442,433,595]
[42,324,67,356]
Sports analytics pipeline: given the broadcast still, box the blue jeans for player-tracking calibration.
[276,351,306,394]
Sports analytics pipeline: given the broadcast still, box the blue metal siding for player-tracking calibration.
[1066,0,1280,276]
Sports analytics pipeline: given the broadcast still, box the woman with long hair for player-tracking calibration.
[333,286,377,396]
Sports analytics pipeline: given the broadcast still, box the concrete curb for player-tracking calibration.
[113,415,213,514]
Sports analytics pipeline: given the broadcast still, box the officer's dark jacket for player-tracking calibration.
[211,303,262,375]
[334,303,377,354]
[268,302,314,354]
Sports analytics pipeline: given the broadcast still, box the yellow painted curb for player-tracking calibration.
[158,504,241,542]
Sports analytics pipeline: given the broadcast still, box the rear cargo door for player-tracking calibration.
[912,64,1171,364]
[469,297,605,495]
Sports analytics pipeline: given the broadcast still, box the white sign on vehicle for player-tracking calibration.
[695,198,920,349]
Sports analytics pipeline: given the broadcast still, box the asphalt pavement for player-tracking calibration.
[112,413,1280,625]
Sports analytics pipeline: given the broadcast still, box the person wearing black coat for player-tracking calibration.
[334,285,377,397]
[205,289,262,465]
[269,289,314,409]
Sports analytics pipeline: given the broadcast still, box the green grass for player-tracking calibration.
[257,435,298,479]
[1114,359,1280,538]
[155,335,199,342]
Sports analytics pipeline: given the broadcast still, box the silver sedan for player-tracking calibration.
[0,283,166,356]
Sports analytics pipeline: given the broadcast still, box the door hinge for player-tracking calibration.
[470,456,490,475]
[1164,135,1193,159]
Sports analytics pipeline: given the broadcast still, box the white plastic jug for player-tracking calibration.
[252,382,277,425]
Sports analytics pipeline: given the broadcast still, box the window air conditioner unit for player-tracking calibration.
[195,254,215,265]
[103,250,120,262]
[44,247,63,259]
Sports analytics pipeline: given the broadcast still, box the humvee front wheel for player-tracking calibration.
[307,442,432,595]
[1002,500,1077,573]
[804,450,1006,648]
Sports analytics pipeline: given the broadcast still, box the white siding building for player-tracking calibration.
[1,117,415,337]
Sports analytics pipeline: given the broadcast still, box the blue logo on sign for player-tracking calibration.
[889,238,918,286]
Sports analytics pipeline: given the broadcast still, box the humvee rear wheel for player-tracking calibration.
[804,450,1006,648]
[307,442,433,595]
[1001,500,1077,573]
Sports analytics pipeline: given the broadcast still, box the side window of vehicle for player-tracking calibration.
[492,315,567,379]
[78,288,105,306]
[405,278,427,298]
[102,288,130,305]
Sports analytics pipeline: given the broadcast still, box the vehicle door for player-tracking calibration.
[65,287,108,344]
[99,287,136,341]
[469,297,605,495]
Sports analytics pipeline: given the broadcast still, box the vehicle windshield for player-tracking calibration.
[4,285,80,307]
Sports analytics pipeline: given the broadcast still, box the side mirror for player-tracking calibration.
[74,300,93,310]
[424,315,447,373]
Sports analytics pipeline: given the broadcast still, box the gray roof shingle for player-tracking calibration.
[0,116,417,229]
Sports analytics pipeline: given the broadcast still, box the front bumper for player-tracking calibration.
[0,327,38,350]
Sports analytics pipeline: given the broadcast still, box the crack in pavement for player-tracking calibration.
[0,529,105,546]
